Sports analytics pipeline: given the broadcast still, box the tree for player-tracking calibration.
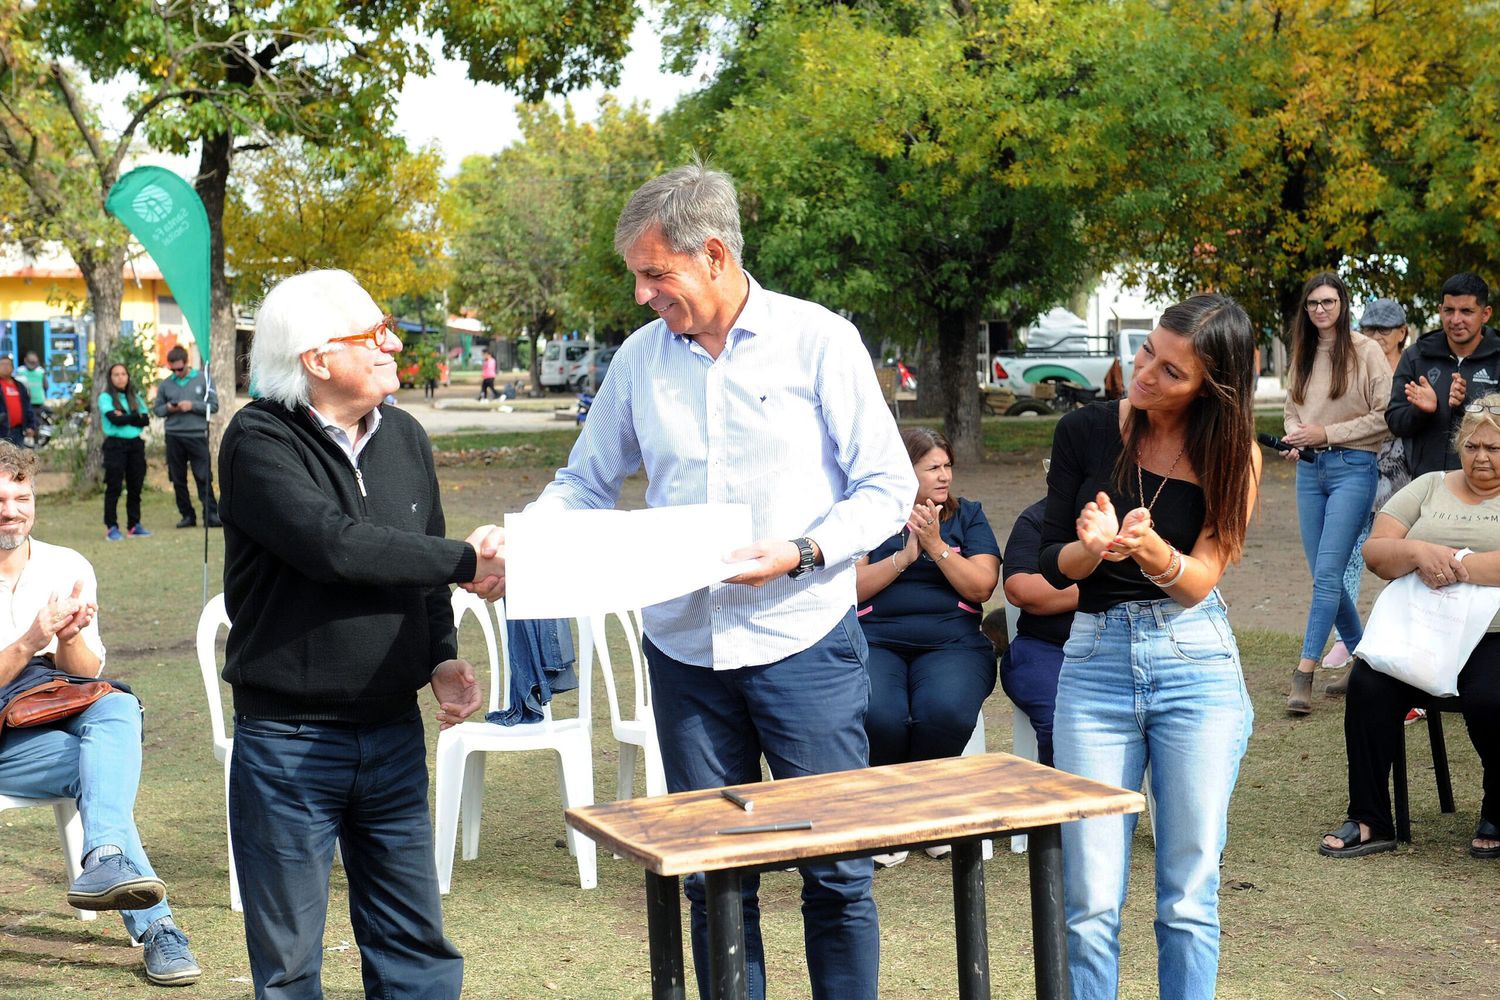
[0,1,172,481]
[224,142,450,305]
[447,100,663,392]
[1110,0,1500,338]
[664,0,1232,461]
[29,0,643,426]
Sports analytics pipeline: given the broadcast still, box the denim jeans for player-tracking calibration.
[1296,449,1377,660]
[229,708,463,1000]
[1052,592,1252,1000]
[1000,634,1065,768]
[645,609,879,1000]
[0,691,171,940]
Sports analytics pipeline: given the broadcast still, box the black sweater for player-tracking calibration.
[218,399,478,723]
[1386,326,1500,476]
[1039,402,1206,612]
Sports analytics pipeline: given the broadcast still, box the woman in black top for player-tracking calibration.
[856,427,1001,780]
[1039,295,1260,1000]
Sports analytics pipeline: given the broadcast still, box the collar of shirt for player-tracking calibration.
[0,537,106,670]
[171,368,198,385]
[671,272,772,359]
[308,404,383,463]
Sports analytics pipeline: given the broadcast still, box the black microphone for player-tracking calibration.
[1257,432,1315,462]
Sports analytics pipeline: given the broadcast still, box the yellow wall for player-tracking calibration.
[0,275,162,329]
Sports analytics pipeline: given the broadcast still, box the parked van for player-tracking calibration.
[540,341,593,391]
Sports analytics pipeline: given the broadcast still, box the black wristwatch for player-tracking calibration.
[787,536,818,579]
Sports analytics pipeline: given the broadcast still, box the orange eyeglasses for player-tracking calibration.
[326,314,399,350]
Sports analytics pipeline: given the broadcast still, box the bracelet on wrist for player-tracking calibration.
[1143,545,1181,585]
[892,552,907,575]
[1157,556,1188,589]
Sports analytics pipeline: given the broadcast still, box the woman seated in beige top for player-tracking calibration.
[1280,272,1392,715]
[1320,395,1500,860]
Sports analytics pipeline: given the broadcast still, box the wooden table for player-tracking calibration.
[565,753,1143,1000]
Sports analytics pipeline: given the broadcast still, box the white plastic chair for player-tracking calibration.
[0,793,94,921]
[434,591,596,891]
[195,594,240,912]
[582,611,666,800]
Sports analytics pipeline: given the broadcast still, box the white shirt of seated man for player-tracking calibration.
[0,466,104,686]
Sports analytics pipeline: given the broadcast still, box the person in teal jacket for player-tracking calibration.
[99,363,152,541]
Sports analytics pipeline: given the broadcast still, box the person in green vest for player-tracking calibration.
[16,351,46,407]
[99,363,152,541]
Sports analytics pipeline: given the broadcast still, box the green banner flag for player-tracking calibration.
[105,167,212,364]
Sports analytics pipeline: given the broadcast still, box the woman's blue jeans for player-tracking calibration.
[1296,449,1378,660]
[1053,592,1252,1000]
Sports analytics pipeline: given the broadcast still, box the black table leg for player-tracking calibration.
[950,838,991,999]
[704,869,748,1000]
[645,872,686,1000]
[1027,824,1070,1000]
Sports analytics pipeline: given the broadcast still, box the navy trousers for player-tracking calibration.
[228,708,463,1000]
[645,609,879,1000]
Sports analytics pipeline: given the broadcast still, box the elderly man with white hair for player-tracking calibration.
[218,269,502,1000]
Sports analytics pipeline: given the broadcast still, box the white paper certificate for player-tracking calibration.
[503,503,759,619]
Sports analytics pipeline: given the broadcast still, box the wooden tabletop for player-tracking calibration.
[565,753,1144,876]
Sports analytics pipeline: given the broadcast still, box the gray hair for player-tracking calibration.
[251,269,382,409]
[613,163,745,262]
[1456,392,1500,450]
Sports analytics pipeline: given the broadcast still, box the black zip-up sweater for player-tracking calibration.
[1386,326,1500,476]
[218,399,478,722]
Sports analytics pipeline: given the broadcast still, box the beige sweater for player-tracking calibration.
[1283,334,1392,451]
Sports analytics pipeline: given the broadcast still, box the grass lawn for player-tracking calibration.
[2,448,1496,999]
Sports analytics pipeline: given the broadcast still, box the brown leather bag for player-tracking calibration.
[0,676,115,731]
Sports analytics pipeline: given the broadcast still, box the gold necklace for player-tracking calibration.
[1136,445,1186,515]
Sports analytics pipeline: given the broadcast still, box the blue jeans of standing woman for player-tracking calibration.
[1296,449,1378,660]
[1053,592,1253,1000]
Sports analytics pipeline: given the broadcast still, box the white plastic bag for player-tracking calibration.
[1358,573,1500,697]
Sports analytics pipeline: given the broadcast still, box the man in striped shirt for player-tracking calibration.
[528,164,916,999]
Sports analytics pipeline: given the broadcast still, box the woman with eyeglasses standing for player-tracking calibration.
[1323,300,1412,690]
[1280,273,1392,715]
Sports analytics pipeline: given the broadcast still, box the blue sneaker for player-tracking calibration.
[128,524,152,537]
[66,851,164,911]
[141,918,201,987]
[105,526,124,542]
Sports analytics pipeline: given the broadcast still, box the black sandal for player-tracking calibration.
[1471,818,1500,860]
[1318,820,1395,859]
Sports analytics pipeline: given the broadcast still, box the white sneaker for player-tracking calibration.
[871,851,909,869]
[923,845,952,859]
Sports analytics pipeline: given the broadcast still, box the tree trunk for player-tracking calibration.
[936,306,983,465]
[912,333,943,420]
[195,130,237,458]
[76,246,127,487]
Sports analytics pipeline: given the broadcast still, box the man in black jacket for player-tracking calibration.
[1387,272,1500,475]
[219,269,502,1000]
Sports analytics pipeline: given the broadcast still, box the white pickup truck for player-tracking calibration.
[989,309,1148,411]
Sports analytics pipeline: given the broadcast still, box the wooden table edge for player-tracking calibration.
[566,790,1145,877]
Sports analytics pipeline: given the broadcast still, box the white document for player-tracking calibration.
[504,503,760,619]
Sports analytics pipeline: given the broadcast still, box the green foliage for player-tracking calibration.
[1109,0,1500,336]
[446,99,665,349]
[435,0,640,100]
[224,141,451,304]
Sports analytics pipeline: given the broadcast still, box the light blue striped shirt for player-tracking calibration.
[532,274,916,669]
